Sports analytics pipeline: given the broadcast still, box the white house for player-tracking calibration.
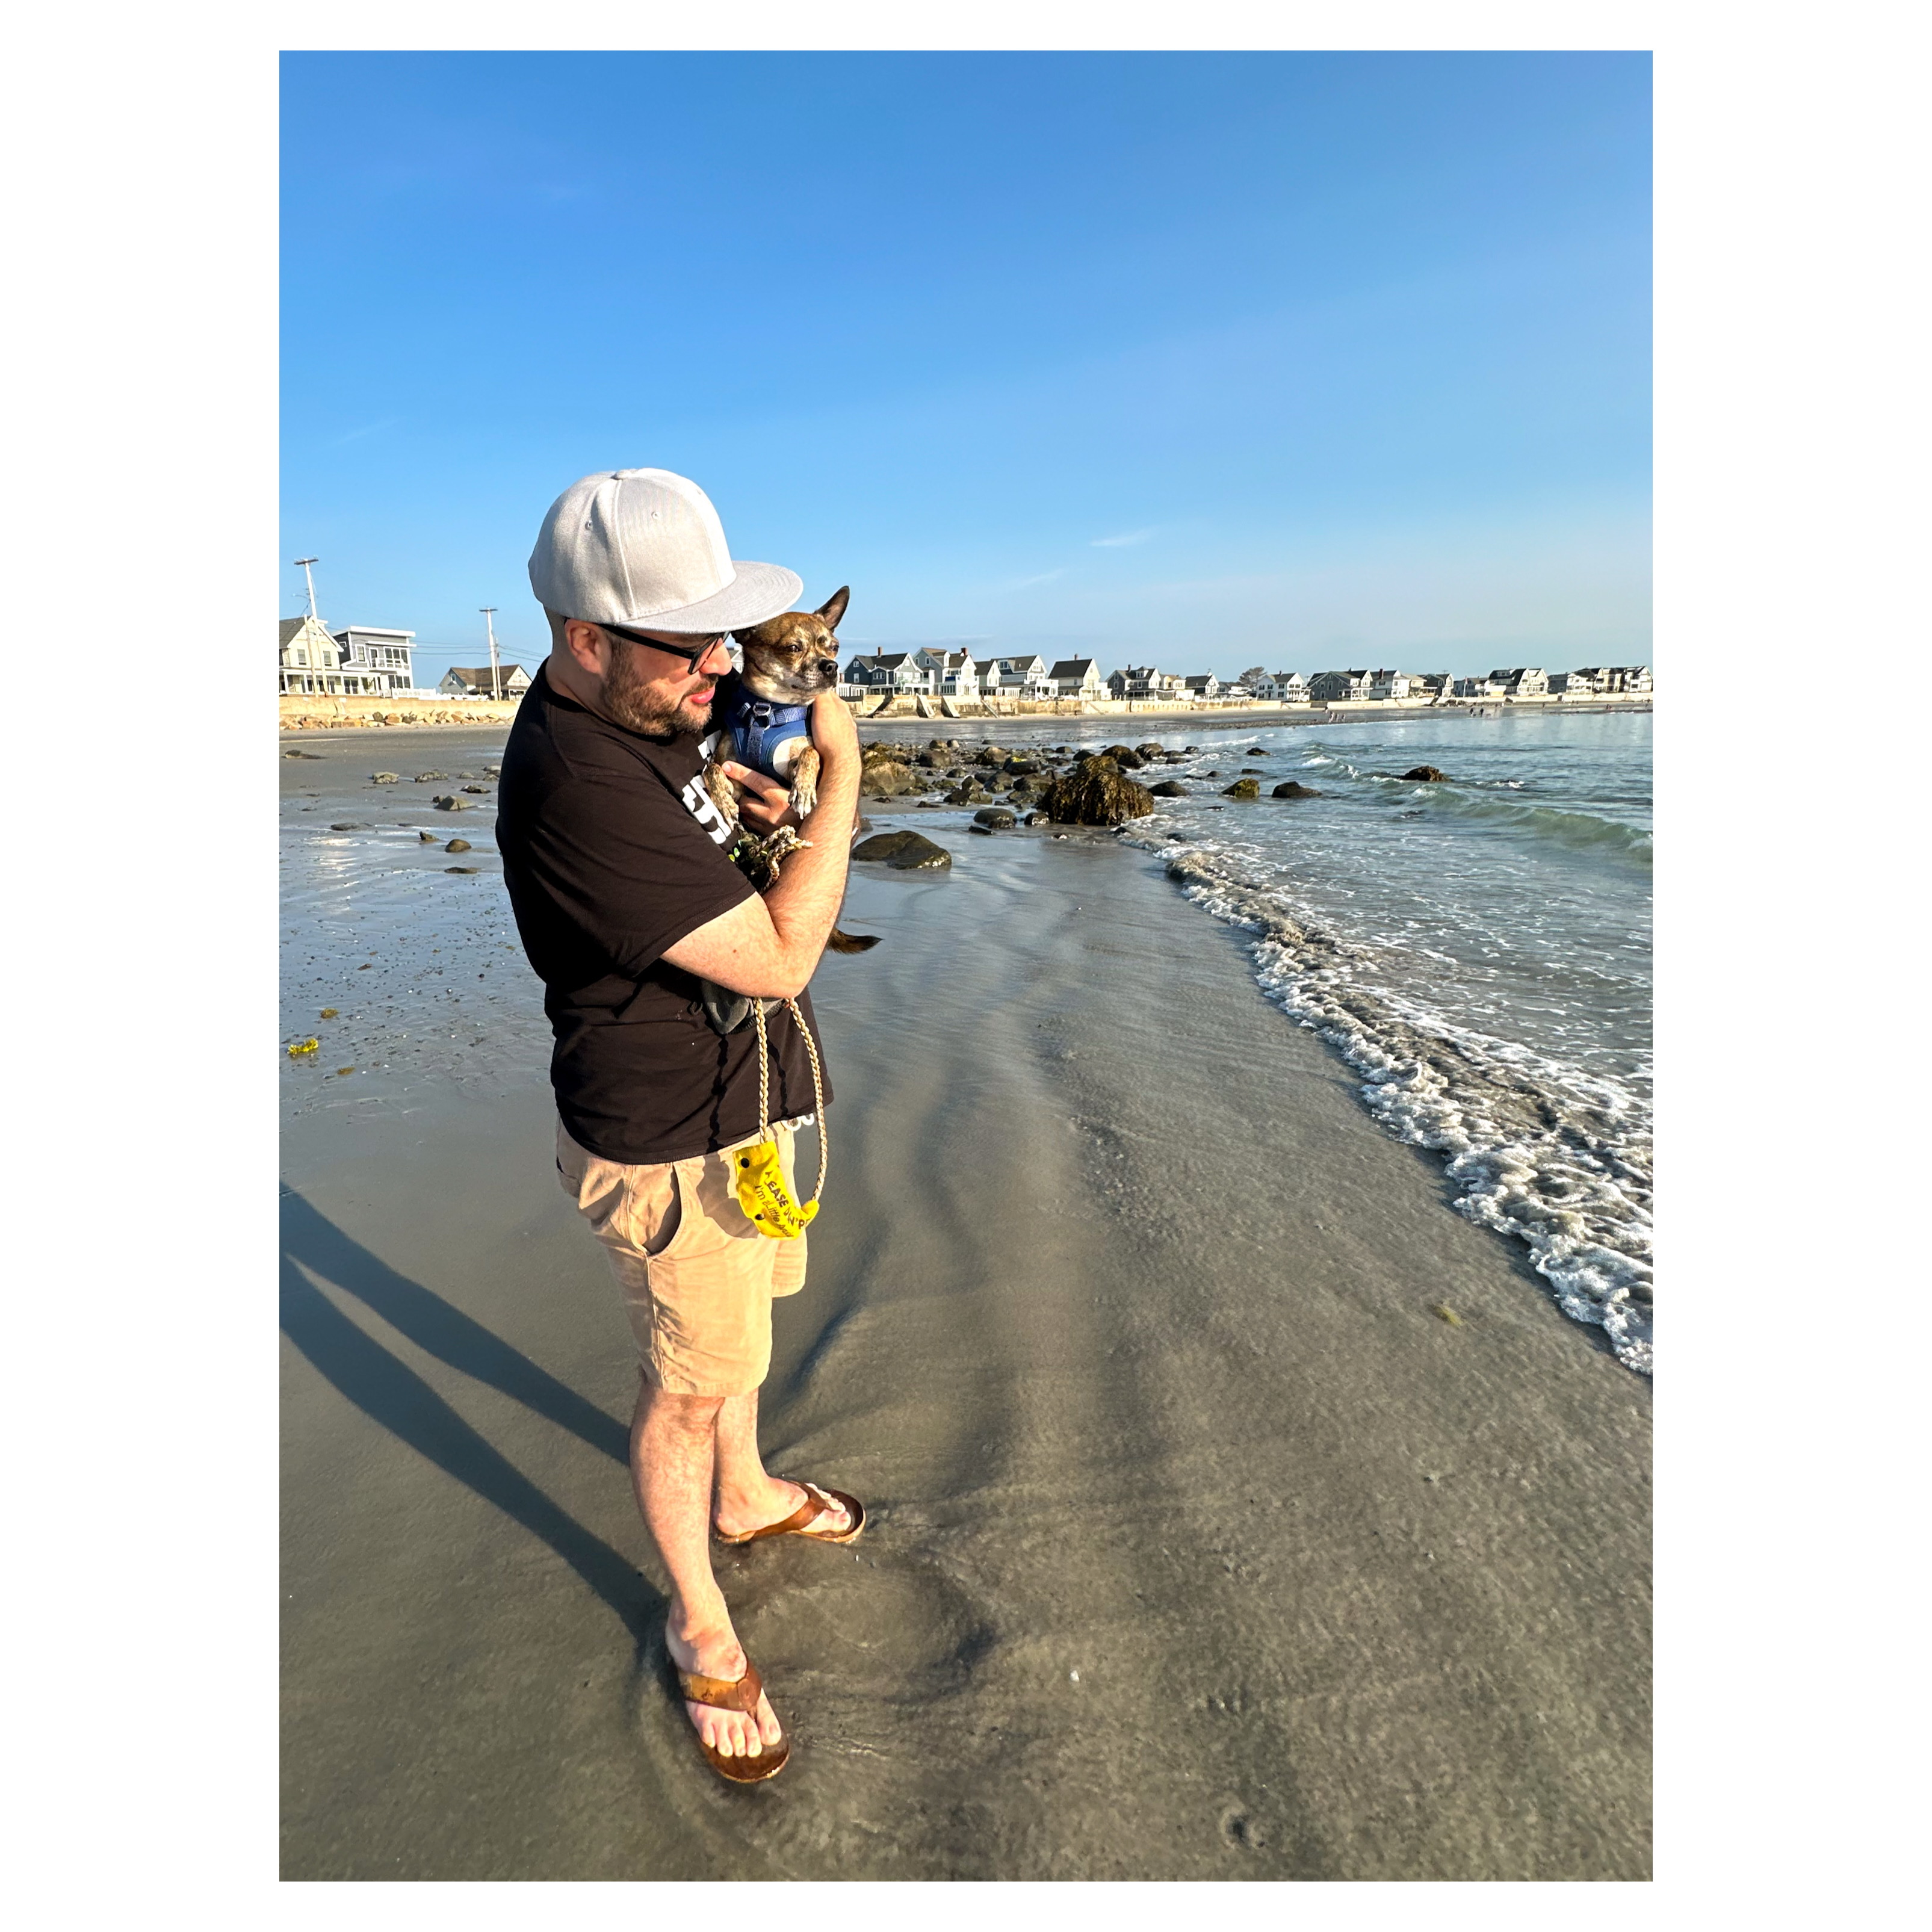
[1578,665,1652,693]
[332,625,417,696]
[1370,669,1422,701]
[988,654,1054,697]
[914,648,980,698]
[1452,675,1504,699]
[282,616,362,695]
[1181,673,1221,702]
[1047,657,1104,700]
[1108,666,1187,701]
[439,663,532,698]
[1489,667,1550,698]
[1252,670,1308,701]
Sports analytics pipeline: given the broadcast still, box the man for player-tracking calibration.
[495,468,864,1785]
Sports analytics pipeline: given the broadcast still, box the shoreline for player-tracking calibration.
[282,749,1649,1879]
[280,698,1652,737]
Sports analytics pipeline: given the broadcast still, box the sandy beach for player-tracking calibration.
[281,728,1649,1880]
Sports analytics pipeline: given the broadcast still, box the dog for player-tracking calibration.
[704,586,879,953]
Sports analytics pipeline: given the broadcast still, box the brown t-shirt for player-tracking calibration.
[496,664,831,1164]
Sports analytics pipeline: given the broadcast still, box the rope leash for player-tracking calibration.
[735,996,828,1239]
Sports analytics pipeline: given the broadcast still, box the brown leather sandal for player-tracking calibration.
[715,1477,866,1547]
[675,1653,791,1785]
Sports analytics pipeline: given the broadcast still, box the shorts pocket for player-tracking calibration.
[616,1162,686,1259]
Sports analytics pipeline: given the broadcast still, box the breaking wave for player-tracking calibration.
[1138,840,1654,1374]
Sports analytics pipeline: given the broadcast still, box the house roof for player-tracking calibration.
[280,616,333,648]
[848,651,917,669]
[1047,658,1097,678]
[445,664,527,683]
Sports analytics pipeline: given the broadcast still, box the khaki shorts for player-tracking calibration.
[556,1118,808,1397]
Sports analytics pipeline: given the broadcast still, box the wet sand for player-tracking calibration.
[281,744,1650,1880]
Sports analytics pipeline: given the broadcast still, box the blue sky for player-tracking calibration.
[281,52,1650,683]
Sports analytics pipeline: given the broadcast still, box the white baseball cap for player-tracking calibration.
[527,468,802,634]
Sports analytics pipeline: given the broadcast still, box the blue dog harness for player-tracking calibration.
[716,675,813,785]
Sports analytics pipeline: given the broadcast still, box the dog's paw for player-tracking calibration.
[702,762,742,829]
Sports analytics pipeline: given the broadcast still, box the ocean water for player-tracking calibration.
[1102,710,1653,1373]
[282,711,1652,1373]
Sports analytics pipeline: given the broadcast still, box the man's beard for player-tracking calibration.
[600,642,714,738]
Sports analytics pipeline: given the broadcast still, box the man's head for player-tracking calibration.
[530,468,800,631]
[545,610,731,738]
[528,467,803,737]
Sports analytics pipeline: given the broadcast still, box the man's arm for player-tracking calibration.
[660,691,861,1000]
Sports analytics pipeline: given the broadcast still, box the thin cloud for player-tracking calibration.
[329,418,398,447]
[999,569,1067,592]
[1091,528,1156,548]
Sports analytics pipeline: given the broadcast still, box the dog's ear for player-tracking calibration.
[816,586,850,633]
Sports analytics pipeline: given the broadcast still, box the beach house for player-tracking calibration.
[1307,669,1372,702]
[1047,658,1104,700]
[332,626,418,696]
[280,616,369,695]
[841,651,926,698]
[1181,673,1222,702]
[914,648,980,698]
[1489,667,1550,698]
[1116,667,1189,701]
[1369,670,1421,701]
[439,664,532,698]
[1107,666,1185,700]
[1252,670,1308,701]
[987,654,1053,698]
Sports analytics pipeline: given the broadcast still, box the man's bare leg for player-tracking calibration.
[711,1387,855,1540]
[630,1381,783,1760]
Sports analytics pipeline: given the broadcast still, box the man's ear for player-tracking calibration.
[562,619,611,677]
[816,586,850,632]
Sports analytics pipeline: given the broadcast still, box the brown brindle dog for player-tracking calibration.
[705,586,878,952]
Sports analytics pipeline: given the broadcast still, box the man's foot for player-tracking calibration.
[713,1475,860,1545]
[664,1620,785,1765]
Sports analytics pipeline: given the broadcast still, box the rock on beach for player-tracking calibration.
[853,830,953,870]
[1039,762,1156,826]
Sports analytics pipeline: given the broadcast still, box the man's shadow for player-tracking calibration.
[280,1186,658,1644]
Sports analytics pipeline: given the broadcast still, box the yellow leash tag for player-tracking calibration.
[734,1138,818,1240]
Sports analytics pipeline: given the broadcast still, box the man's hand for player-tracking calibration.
[809,687,861,770]
[720,761,798,837]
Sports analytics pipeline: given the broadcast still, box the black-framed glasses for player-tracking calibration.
[598,622,730,668]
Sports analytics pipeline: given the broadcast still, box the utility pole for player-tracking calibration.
[293,559,320,693]
[481,608,501,701]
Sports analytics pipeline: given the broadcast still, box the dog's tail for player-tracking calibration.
[826,927,882,954]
